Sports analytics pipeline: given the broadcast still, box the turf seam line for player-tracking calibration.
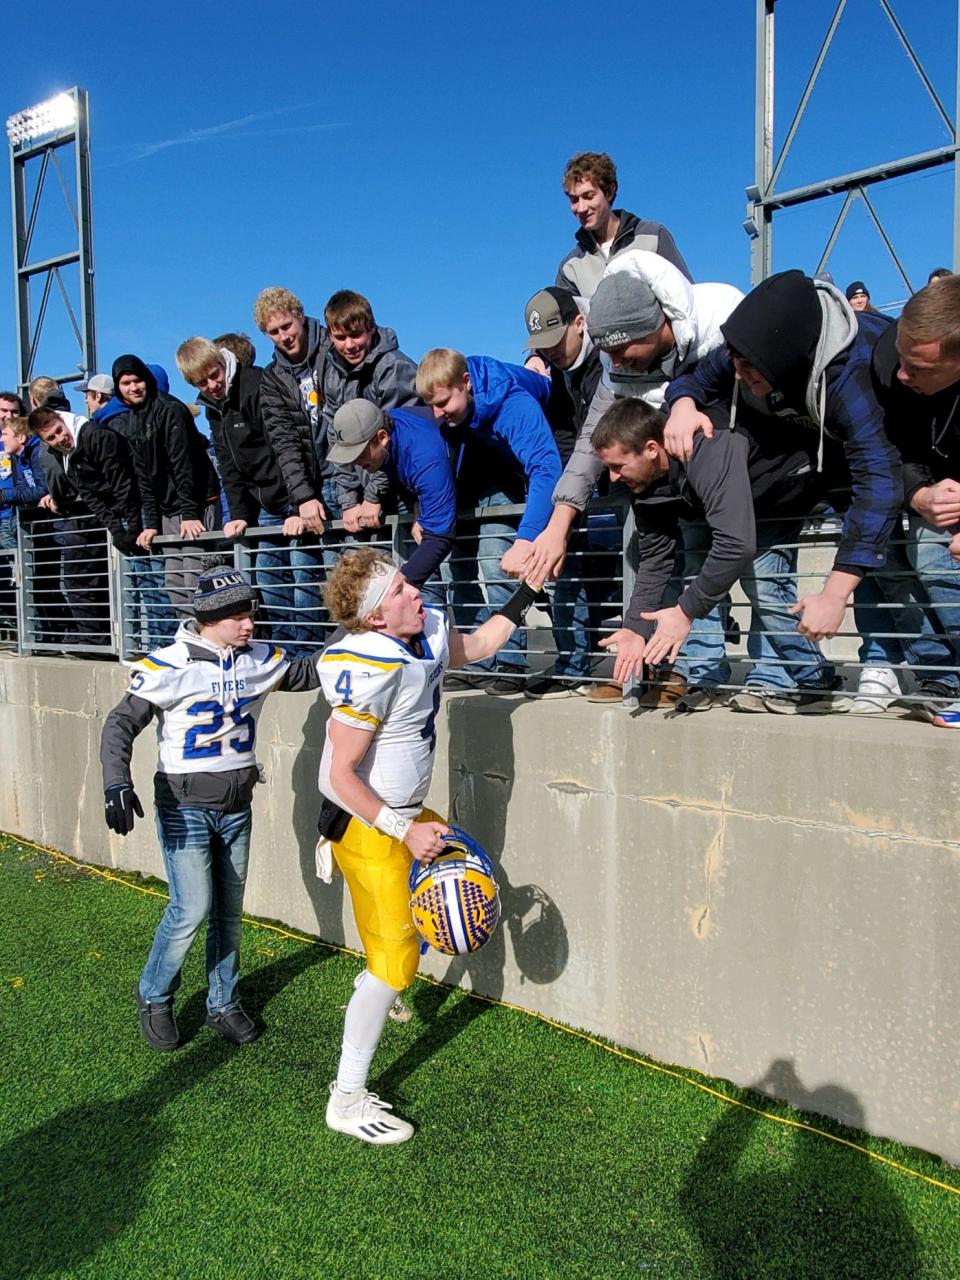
[7,831,959,1201]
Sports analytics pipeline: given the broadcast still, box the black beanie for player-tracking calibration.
[721,270,822,395]
[193,556,255,622]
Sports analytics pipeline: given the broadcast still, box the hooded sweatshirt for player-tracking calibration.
[665,270,901,574]
[553,250,742,511]
[259,316,331,507]
[111,354,218,529]
[323,326,420,510]
[445,356,561,541]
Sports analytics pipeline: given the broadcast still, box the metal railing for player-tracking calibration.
[6,504,960,714]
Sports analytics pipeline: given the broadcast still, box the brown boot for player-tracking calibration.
[636,671,688,709]
[585,681,623,704]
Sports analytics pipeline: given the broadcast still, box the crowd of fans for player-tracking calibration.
[2,150,960,728]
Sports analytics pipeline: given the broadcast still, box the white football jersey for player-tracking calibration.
[318,606,450,819]
[127,636,291,775]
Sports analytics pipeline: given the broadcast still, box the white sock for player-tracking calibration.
[335,970,401,1094]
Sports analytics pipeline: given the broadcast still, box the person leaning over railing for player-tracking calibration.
[872,275,960,728]
[327,400,457,592]
[30,405,143,651]
[522,251,744,708]
[592,399,842,713]
[416,348,562,695]
[175,336,323,654]
[663,271,904,692]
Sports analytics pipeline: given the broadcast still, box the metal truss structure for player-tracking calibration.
[745,0,960,290]
[7,87,96,392]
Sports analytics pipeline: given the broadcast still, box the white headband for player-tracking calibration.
[359,562,400,620]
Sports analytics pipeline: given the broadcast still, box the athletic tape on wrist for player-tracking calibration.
[373,805,413,843]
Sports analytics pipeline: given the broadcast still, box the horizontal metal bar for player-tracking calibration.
[18,250,80,277]
[758,145,960,210]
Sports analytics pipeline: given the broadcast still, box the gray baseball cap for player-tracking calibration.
[587,273,666,349]
[75,373,114,395]
[523,287,579,350]
[328,400,385,464]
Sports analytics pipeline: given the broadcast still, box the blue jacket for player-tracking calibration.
[452,356,561,541]
[94,397,131,426]
[8,436,49,508]
[381,406,457,587]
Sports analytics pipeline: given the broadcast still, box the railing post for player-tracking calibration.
[620,500,640,709]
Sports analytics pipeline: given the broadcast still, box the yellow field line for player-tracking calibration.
[7,833,959,1200]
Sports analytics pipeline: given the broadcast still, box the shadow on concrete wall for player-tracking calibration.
[0,943,333,1280]
[444,694,569,1000]
[679,1059,920,1278]
[289,695,345,942]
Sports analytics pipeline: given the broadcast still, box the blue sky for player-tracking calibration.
[1,0,957,409]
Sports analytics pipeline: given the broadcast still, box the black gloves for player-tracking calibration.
[104,784,144,836]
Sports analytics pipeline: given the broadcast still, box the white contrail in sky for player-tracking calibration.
[108,103,344,164]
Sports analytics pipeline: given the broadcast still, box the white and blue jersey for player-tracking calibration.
[127,629,291,775]
[318,607,450,819]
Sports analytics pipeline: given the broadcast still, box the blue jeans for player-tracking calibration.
[140,805,252,1014]
[903,515,960,686]
[127,552,176,650]
[549,527,595,679]
[443,488,526,671]
[255,511,326,650]
[853,535,956,684]
[676,519,832,690]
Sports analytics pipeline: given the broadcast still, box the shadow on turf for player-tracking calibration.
[0,943,332,1280]
[679,1058,920,1278]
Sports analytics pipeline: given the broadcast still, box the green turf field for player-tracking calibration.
[2,833,958,1280]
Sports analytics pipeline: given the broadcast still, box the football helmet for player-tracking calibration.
[408,827,500,955]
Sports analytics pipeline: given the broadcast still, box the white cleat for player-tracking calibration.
[326,1083,414,1145]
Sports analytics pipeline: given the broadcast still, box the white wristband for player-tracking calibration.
[373,805,413,843]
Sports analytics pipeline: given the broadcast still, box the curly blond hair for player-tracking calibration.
[253,286,304,333]
[322,548,396,632]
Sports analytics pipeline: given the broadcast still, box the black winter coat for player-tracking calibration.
[199,366,289,523]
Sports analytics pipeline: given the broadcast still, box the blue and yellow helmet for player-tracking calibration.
[408,827,501,956]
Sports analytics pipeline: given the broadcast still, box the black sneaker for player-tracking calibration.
[523,675,590,700]
[484,665,526,696]
[672,686,728,714]
[763,677,851,715]
[133,982,180,1052]
[898,679,959,723]
[205,1005,261,1045]
[444,669,484,692]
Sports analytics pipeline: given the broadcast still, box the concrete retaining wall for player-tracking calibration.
[3,652,958,1164]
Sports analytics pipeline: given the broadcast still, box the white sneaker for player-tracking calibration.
[851,666,902,713]
[353,971,412,1024]
[326,1083,414,1145]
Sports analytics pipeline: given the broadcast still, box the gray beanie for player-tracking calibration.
[193,556,256,622]
[587,272,666,349]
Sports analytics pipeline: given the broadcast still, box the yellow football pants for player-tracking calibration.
[332,807,446,992]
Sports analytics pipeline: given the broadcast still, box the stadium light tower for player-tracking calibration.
[7,86,96,392]
[745,0,960,292]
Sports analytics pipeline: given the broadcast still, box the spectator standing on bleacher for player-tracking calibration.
[176,337,323,652]
[73,373,116,421]
[320,290,419,537]
[30,406,143,649]
[556,151,692,298]
[111,355,221,637]
[872,275,960,727]
[254,287,337,535]
[845,281,893,326]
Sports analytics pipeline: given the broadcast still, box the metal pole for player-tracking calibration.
[74,88,96,376]
[752,0,775,285]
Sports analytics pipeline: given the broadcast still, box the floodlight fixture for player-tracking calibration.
[6,92,78,147]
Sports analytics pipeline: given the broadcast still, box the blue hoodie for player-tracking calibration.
[455,356,561,541]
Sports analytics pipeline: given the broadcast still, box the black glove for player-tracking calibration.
[112,531,144,558]
[104,784,144,836]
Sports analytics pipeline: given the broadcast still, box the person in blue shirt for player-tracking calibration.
[415,350,562,693]
[327,400,457,590]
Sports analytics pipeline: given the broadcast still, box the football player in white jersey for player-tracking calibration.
[100,557,323,1052]
[317,546,543,1145]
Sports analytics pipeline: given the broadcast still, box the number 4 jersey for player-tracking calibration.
[318,606,450,820]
